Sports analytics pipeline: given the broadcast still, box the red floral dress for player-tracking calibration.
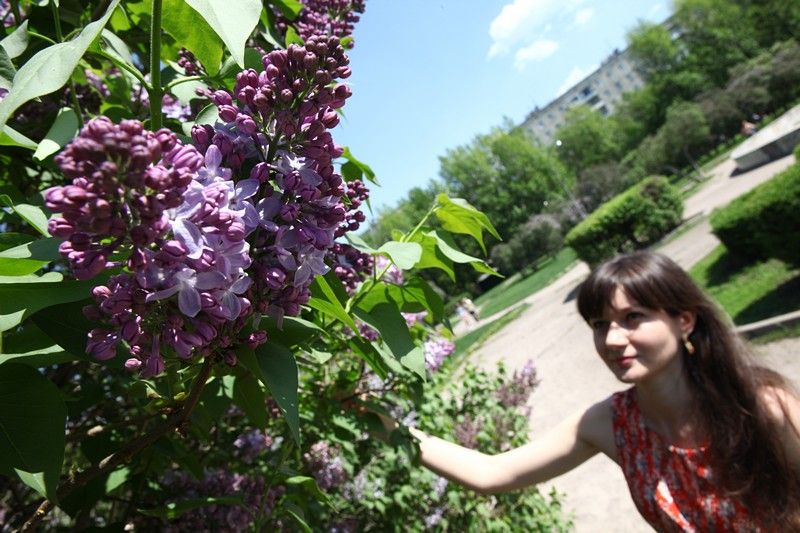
[612,388,759,532]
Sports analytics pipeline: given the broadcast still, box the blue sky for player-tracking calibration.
[334,0,669,220]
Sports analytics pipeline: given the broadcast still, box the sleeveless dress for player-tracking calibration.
[611,388,759,532]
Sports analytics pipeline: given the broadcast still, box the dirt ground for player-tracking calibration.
[462,147,797,531]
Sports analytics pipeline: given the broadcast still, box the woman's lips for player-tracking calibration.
[614,356,636,368]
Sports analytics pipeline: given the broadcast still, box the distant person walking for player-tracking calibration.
[460,297,480,322]
[741,119,758,137]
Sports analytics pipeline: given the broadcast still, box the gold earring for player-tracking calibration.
[683,333,695,355]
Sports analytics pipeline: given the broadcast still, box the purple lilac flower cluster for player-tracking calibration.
[191,38,352,323]
[337,178,368,236]
[303,440,347,491]
[423,336,455,372]
[137,469,283,531]
[330,242,373,294]
[233,428,274,464]
[177,47,203,76]
[274,0,366,45]
[496,360,539,410]
[1,0,17,27]
[47,118,258,376]
[374,254,404,285]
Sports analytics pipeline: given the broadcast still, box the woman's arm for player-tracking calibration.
[406,398,615,494]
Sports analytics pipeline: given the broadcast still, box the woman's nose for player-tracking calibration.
[605,322,629,348]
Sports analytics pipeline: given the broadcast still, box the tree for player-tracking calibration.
[626,21,681,80]
[439,126,572,244]
[554,105,623,175]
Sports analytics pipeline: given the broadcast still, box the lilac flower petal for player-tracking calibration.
[222,291,242,320]
[231,275,252,294]
[195,270,228,290]
[146,284,180,302]
[172,218,205,259]
[205,144,222,169]
[235,178,260,200]
[294,262,312,286]
[178,286,202,317]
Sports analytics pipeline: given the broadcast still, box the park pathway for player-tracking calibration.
[463,145,797,531]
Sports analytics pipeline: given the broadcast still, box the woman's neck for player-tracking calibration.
[636,365,702,446]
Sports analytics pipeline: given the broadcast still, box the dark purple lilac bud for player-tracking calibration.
[250,162,270,183]
[235,113,258,135]
[218,105,238,122]
[246,330,268,348]
[87,329,119,360]
[213,90,233,106]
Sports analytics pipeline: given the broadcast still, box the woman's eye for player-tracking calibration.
[626,312,644,323]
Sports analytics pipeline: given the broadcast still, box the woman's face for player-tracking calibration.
[589,287,693,384]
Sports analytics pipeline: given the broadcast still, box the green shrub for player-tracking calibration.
[710,161,800,264]
[564,176,683,265]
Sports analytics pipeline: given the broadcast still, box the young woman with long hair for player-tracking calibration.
[388,251,800,531]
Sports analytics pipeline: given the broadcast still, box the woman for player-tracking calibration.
[392,252,800,531]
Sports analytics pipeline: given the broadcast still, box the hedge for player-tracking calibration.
[564,176,683,266]
[710,158,800,264]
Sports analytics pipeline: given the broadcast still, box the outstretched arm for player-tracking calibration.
[405,398,615,494]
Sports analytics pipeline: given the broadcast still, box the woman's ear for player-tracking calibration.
[678,311,696,336]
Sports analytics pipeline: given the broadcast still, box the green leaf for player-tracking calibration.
[435,193,501,254]
[284,26,304,47]
[138,496,242,519]
[33,107,79,161]
[254,342,300,445]
[0,236,60,260]
[285,503,312,533]
[100,29,135,69]
[0,194,50,235]
[344,233,376,254]
[181,102,218,136]
[0,46,15,90]
[270,0,303,20]
[0,124,36,149]
[105,467,130,493]
[426,230,500,276]
[0,0,121,129]
[285,475,333,508]
[31,299,97,362]
[0,271,63,284]
[377,241,422,270]
[1,20,30,59]
[308,273,357,330]
[0,278,97,332]
[162,0,223,76]
[340,160,361,182]
[357,280,440,320]
[341,146,378,184]
[0,363,66,501]
[0,232,34,252]
[260,315,326,348]
[185,0,262,68]
[232,372,267,429]
[0,321,75,366]
[305,348,332,364]
[354,299,424,379]
[408,232,455,281]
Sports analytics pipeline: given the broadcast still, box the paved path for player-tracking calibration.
[462,147,797,531]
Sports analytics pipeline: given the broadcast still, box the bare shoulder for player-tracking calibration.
[758,384,800,426]
[576,396,618,463]
[759,384,800,469]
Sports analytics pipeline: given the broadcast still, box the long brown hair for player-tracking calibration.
[577,251,800,529]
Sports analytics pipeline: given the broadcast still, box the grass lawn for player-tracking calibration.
[689,244,800,326]
[474,248,577,318]
[452,303,531,360]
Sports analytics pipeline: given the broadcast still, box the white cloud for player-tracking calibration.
[573,7,593,26]
[556,64,597,96]
[647,3,665,20]
[514,39,559,70]
[487,0,563,58]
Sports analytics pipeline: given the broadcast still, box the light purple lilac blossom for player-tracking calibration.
[423,336,455,372]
